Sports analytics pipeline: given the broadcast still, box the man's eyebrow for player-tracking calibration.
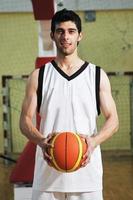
[56,28,63,30]
[68,28,77,31]
[56,28,77,31]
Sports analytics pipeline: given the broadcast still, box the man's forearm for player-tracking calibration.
[93,115,119,147]
[19,115,45,147]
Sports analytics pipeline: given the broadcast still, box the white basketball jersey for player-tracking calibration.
[32,60,103,192]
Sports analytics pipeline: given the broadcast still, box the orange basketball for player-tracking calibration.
[48,132,87,172]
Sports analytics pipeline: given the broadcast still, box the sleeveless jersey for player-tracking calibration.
[32,60,103,192]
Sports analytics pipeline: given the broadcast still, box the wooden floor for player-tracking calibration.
[0,156,133,200]
[103,156,133,200]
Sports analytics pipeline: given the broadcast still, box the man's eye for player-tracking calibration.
[69,30,76,34]
[56,30,63,34]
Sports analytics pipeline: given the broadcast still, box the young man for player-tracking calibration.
[20,9,119,200]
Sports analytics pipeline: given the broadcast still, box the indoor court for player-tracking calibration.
[0,0,133,199]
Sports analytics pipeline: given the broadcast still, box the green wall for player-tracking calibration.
[78,10,133,72]
[0,13,38,153]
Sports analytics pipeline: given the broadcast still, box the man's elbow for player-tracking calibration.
[107,112,119,136]
[113,116,119,134]
[19,114,26,135]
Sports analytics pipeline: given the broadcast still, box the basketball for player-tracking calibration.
[48,132,87,172]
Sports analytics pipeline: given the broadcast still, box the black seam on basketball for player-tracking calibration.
[65,132,67,172]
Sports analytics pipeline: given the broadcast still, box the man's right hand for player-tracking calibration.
[39,133,55,165]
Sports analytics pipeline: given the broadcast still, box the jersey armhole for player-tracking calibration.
[37,65,45,113]
[96,66,101,115]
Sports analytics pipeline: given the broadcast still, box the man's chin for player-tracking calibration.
[62,49,74,56]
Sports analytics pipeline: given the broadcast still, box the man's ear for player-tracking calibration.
[50,32,54,40]
[78,32,83,42]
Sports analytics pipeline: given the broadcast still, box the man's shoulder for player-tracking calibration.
[87,62,100,72]
[29,68,40,79]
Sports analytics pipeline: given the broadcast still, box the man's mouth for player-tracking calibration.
[61,42,71,47]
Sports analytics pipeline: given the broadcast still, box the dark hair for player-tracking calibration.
[51,9,82,33]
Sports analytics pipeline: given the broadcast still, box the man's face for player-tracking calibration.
[51,21,82,56]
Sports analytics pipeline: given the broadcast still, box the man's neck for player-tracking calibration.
[55,55,84,76]
[55,54,83,69]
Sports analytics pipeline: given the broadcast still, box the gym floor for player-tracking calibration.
[0,156,133,200]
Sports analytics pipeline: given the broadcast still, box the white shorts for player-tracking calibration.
[32,190,103,200]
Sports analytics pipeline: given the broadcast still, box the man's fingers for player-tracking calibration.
[83,149,89,158]
[81,156,90,167]
[43,150,52,160]
[79,134,87,140]
[47,133,55,139]
[45,142,53,148]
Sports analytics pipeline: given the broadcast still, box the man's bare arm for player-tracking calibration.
[93,69,119,146]
[19,69,45,146]
[19,69,53,163]
[82,69,119,166]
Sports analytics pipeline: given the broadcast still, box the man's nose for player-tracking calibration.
[62,31,69,39]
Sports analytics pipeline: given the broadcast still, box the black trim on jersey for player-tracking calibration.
[37,65,45,113]
[96,66,101,115]
[51,60,89,81]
